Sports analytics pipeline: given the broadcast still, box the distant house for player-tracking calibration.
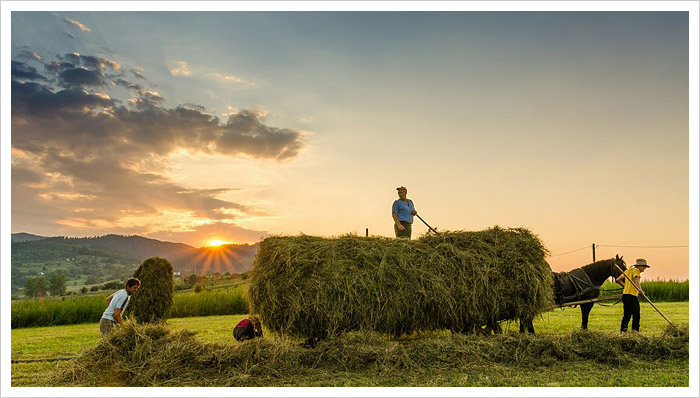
[173,271,181,276]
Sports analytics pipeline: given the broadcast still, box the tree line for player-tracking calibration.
[23,274,66,298]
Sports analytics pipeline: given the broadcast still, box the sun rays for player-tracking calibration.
[190,242,244,276]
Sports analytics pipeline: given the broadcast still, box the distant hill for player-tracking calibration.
[11,233,47,243]
[11,233,259,274]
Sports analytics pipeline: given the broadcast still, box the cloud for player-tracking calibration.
[112,78,142,90]
[11,165,46,186]
[131,67,147,80]
[59,67,105,87]
[170,61,192,76]
[137,89,163,102]
[65,17,90,32]
[17,50,42,62]
[209,72,257,87]
[11,49,306,239]
[170,62,255,86]
[11,61,48,81]
[218,111,304,159]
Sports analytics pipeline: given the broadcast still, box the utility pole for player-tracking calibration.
[365,228,368,237]
[592,243,596,263]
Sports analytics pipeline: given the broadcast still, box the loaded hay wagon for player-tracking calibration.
[247,226,554,341]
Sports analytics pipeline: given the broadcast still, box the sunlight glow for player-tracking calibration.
[208,239,228,247]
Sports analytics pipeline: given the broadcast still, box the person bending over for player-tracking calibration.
[100,277,141,337]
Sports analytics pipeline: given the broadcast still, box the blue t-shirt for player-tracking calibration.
[392,199,415,223]
[101,289,131,321]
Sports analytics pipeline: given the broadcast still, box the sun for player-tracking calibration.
[208,239,227,247]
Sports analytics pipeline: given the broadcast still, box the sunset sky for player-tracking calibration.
[7,10,694,279]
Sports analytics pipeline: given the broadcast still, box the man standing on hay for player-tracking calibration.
[615,258,650,333]
[99,278,141,337]
[392,186,417,239]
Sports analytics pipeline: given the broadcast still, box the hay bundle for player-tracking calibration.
[126,257,174,323]
[247,226,554,340]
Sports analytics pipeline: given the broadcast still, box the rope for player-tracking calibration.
[548,243,687,258]
[597,244,688,248]
[547,246,590,258]
[11,356,75,363]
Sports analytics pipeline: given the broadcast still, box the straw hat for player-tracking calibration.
[634,258,650,268]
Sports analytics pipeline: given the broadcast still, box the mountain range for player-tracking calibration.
[11,232,259,275]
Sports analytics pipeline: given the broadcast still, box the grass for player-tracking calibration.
[11,287,249,328]
[10,301,689,387]
[600,280,689,302]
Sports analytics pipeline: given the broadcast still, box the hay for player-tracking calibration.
[54,323,689,386]
[247,226,554,340]
[126,257,174,323]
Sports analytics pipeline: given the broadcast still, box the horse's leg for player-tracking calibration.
[493,322,502,334]
[484,322,502,335]
[580,302,594,330]
[520,318,535,334]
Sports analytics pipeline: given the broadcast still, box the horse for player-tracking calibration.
[520,255,627,334]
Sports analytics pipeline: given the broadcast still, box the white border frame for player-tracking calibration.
[2,2,698,397]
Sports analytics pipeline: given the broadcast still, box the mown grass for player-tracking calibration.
[11,287,248,328]
[51,322,688,387]
[11,301,689,387]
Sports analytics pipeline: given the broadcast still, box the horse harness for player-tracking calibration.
[553,268,601,305]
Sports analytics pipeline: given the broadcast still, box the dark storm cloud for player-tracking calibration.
[11,61,48,81]
[58,67,105,87]
[59,52,121,71]
[180,103,207,112]
[113,78,142,91]
[11,49,306,231]
[219,111,304,159]
[45,61,76,73]
[11,80,115,118]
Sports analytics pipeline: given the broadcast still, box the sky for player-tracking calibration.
[8,10,693,279]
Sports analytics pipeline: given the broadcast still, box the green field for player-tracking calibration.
[11,301,689,387]
[11,287,248,328]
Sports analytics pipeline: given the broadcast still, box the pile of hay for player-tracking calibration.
[125,257,174,323]
[54,323,689,386]
[247,226,554,340]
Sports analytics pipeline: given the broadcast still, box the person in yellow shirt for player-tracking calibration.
[615,258,650,332]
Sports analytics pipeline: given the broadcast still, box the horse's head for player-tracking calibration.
[611,254,626,278]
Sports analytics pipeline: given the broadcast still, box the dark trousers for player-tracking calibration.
[620,294,640,332]
[394,221,412,239]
